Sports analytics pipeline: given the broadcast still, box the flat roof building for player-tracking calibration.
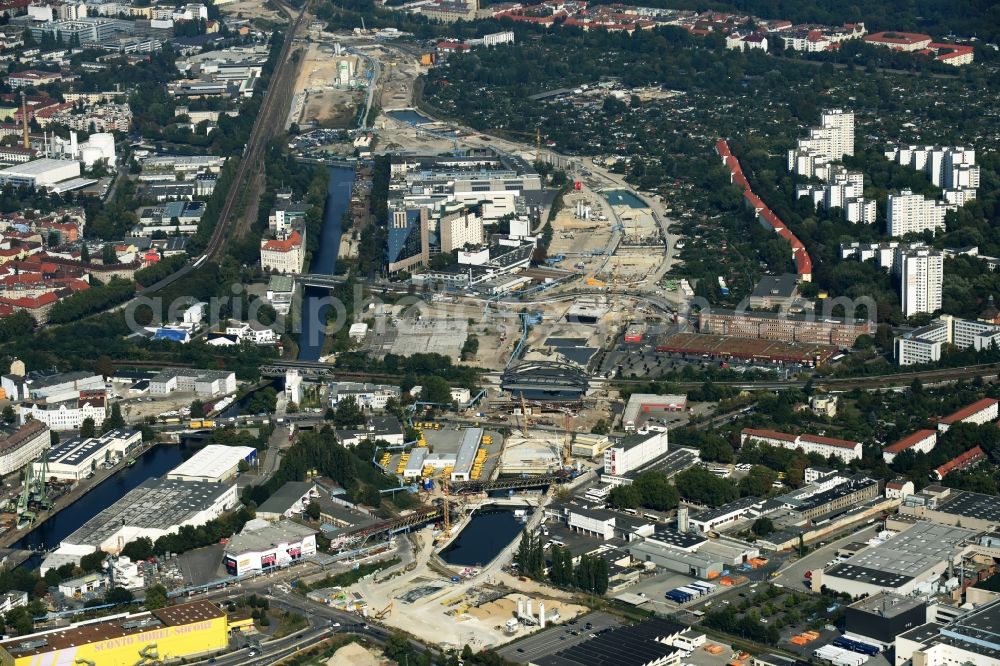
[814,521,980,597]
[901,486,1000,531]
[604,431,669,477]
[622,393,687,432]
[222,518,317,576]
[166,444,256,482]
[42,478,238,571]
[844,592,926,648]
[896,598,1000,666]
[451,427,482,482]
[34,429,142,481]
[0,420,50,477]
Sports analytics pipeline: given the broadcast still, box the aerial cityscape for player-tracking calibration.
[0,0,997,664]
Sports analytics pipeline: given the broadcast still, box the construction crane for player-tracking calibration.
[486,127,542,164]
[519,391,530,436]
[373,601,393,619]
[440,478,451,540]
[562,413,573,466]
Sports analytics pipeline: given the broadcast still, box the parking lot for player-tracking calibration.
[496,611,622,663]
[772,525,879,592]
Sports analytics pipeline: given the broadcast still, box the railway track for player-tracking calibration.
[205,1,311,258]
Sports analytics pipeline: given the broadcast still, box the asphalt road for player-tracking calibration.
[772,524,879,592]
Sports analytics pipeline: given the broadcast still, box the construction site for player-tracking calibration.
[288,32,369,130]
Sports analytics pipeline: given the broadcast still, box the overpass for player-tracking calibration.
[450,473,568,495]
[295,273,349,289]
[341,505,445,545]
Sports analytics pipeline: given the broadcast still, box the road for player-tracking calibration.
[772,525,879,593]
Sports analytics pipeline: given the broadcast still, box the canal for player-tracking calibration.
[440,508,528,567]
[298,166,354,361]
[386,109,434,126]
[14,441,196,553]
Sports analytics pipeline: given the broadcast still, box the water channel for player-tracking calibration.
[298,166,354,361]
[440,508,529,567]
[14,441,196,553]
[386,109,434,126]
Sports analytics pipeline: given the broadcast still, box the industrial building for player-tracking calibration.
[603,431,669,477]
[0,420,50,477]
[0,600,230,666]
[42,478,239,572]
[900,485,1000,531]
[166,444,256,482]
[256,481,320,521]
[813,521,980,597]
[499,435,562,476]
[621,394,687,432]
[534,617,687,666]
[896,597,1000,666]
[451,427,482,481]
[148,369,237,398]
[33,429,142,481]
[0,158,84,191]
[843,592,926,648]
[222,518,317,576]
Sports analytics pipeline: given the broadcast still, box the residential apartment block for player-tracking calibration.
[883,429,937,463]
[894,315,1000,365]
[787,109,854,178]
[260,229,305,274]
[900,247,943,317]
[0,420,50,476]
[740,428,862,462]
[796,165,875,224]
[886,189,955,237]
[936,398,998,432]
[885,144,979,204]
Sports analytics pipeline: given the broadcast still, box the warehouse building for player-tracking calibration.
[844,592,926,649]
[166,444,256,482]
[42,478,239,572]
[222,518,317,576]
[0,158,83,191]
[813,521,980,597]
[622,394,687,432]
[451,427,482,481]
[256,481,320,521]
[33,429,142,481]
[0,600,230,666]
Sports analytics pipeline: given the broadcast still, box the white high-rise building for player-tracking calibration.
[886,189,955,237]
[788,109,854,176]
[900,247,943,317]
[885,144,980,202]
[795,166,875,223]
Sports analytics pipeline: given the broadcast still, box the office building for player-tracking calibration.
[260,229,305,274]
[740,428,862,462]
[603,431,669,476]
[438,208,484,253]
[886,189,955,237]
[222,518,317,576]
[0,421,49,476]
[900,247,943,317]
[328,381,399,410]
[387,207,430,274]
[19,392,107,431]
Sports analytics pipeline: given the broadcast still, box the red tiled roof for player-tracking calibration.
[799,433,860,449]
[939,398,998,425]
[864,31,931,45]
[261,231,303,253]
[883,429,936,454]
[934,446,985,479]
[741,427,797,443]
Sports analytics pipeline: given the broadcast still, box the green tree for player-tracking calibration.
[422,376,452,405]
[190,400,206,419]
[80,417,96,438]
[751,517,775,537]
[103,402,125,432]
[332,396,364,428]
[305,500,321,520]
[106,587,134,604]
[144,583,168,610]
[1,405,15,424]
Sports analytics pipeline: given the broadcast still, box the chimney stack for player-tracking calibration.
[21,92,29,149]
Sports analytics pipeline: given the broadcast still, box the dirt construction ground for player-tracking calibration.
[218,0,286,24]
[293,42,365,128]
